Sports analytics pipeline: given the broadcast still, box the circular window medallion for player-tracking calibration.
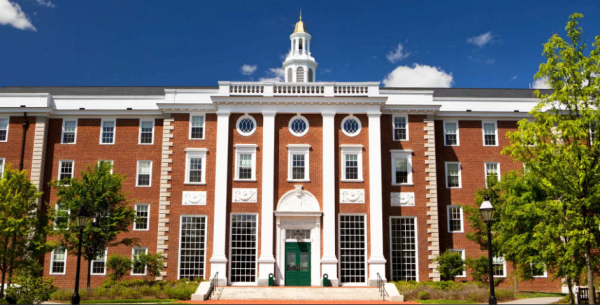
[288,115,309,137]
[341,116,362,137]
[236,115,257,136]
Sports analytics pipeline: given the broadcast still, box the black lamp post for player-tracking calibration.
[479,195,497,305]
[72,207,91,305]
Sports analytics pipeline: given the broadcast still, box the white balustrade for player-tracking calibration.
[226,82,379,97]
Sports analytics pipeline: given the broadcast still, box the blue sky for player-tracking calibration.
[1,0,599,88]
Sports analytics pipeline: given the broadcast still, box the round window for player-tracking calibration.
[341,116,362,137]
[288,115,309,137]
[236,115,257,136]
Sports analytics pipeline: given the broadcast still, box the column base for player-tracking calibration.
[257,256,276,286]
[368,257,387,287]
[321,257,339,287]
[210,256,228,285]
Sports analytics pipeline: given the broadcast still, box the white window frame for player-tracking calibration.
[449,249,466,277]
[189,113,206,140]
[58,160,75,184]
[236,115,257,137]
[443,121,460,146]
[54,204,70,230]
[185,148,208,184]
[287,144,310,182]
[341,115,362,137]
[91,248,108,276]
[0,158,5,178]
[288,115,310,137]
[482,121,499,147]
[493,256,507,278]
[134,204,150,231]
[392,114,409,141]
[338,213,368,286]
[484,162,501,184]
[61,119,78,145]
[389,216,419,282]
[531,263,548,278]
[131,247,148,276]
[445,162,462,189]
[447,205,464,233]
[136,160,152,187]
[341,145,364,182]
[50,247,67,275]
[391,150,413,185]
[0,118,9,142]
[139,119,155,145]
[177,215,207,280]
[98,160,113,174]
[228,213,259,284]
[234,144,257,181]
[99,119,116,145]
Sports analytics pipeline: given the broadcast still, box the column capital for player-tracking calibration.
[262,111,277,117]
[321,111,336,117]
[367,112,382,118]
[216,111,231,117]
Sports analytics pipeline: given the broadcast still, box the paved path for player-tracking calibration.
[502,297,562,304]
[179,301,418,304]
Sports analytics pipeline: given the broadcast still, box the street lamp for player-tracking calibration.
[72,206,91,305]
[479,195,497,305]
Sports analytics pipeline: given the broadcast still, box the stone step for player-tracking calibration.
[216,287,383,301]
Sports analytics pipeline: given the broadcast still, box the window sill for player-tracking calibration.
[130,274,147,277]
[393,139,409,142]
[483,145,499,147]
[188,138,206,141]
[287,179,310,183]
[449,231,464,234]
[184,182,206,185]
[392,183,414,186]
[135,185,152,188]
[49,272,66,276]
[444,144,460,147]
[446,187,462,189]
[60,143,76,145]
[91,273,107,276]
[133,229,150,232]
[341,179,364,183]
[99,143,115,145]
[234,179,257,182]
[138,143,154,145]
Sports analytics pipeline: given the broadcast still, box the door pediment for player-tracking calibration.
[276,185,320,213]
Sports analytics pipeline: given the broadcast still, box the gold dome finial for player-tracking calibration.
[299,10,302,21]
[293,11,307,33]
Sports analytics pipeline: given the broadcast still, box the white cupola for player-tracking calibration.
[282,12,318,82]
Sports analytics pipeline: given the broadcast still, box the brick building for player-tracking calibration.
[0,16,561,292]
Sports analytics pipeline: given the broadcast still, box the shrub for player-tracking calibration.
[6,261,58,305]
[393,280,515,302]
[107,254,132,282]
[418,291,430,300]
[50,289,73,301]
[435,251,465,281]
[134,253,165,280]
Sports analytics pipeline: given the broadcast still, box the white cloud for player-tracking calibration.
[510,76,518,81]
[382,64,454,88]
[240,64,257,75]
[259,68,285,82]
[467,32,493,48]
[34,0,55,8]
[0,0,36,31]
[386,43,409,63]
[531,77,550,89]
[485,59,495,64]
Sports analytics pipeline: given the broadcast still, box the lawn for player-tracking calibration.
[515,291,566,299]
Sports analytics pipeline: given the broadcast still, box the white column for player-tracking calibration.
[210,111,230,285]
[367,112,387,286]
[258,111,277,286]
[321,111,339,286]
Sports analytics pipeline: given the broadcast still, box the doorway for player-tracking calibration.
[285,242,311,286]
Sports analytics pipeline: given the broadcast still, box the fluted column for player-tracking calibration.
[321,111,339,286]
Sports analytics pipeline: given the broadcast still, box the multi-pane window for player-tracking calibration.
[449,249,466,277]
[100,120,116,144]
[345,154,358,180]
[185,149,207,184]
[179,216,207,280]
[393,116,408,141]
[98,160,114,174]
[288,145,310,181]
[341,116,361,137]
[51,248,67,274]
[285,230,311,240]
[395,159,408,184]
[91,248,107,275]
[230,214,258,283]
[448,206,463,233]
[532,263,547,277]
[339,215,366,284]
[0,158,4,178]
[390,217,417,281]
[391,151,412,185]
[59,160,74,183]
[234,145,256,181]
[131,247,148,275]
[62,120,77,144]
[0,118,8,142]
[292,154,305,180]
[493,256,506,277]
[137,161,152,187]
[444,122,459,146]
[238,154,252,179]
[483,122,498,146]
[445,162,461,188]
[341,146,363,181]
[139,120,154,144]
[54,204,70,230]
[485,162,500,185]
[190,115,205,139]
[134,204,149,230]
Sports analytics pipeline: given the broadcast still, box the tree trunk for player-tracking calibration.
[513,264,518,293]
[0,269,6,298]
[585,243,596,304]
[6,232,17,288]
[87,259,92,288]
[567,276,574,305]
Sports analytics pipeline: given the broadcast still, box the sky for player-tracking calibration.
[1,0,599,89]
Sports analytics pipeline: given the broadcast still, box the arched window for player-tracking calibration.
[296,67,304,82]
[308,69,314,82]
[287,68,293,82]
[298,38,303,50]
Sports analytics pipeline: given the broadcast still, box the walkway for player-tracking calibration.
[179,301,418,304]
[502,297,563,304]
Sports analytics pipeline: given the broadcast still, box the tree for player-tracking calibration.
[107,254,131,282]
[134,252,165,280]
[435,250,465,281]
[502,13,600,304]
[52,161,137,288]
[5,260,57,305]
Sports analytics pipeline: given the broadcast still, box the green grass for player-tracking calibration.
[516,291,566,299]
[417,300,477,304]
[81,299,178,304]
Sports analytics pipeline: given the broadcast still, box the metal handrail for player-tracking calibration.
[376,273,389,301]
[207,272,219,300]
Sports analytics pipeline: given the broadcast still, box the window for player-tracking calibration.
[234,144,257,181]
[98,160,113,174]
[445,162,461,188]
[61,119,77,144]
[54,204,70,230]
[493,256,506,277]
[230,214,258,283]
[449,249,466,277]
[297,67,304,82]
[485,162,500,184]
[189,114,205,140]
[444,121,459,146]
[179,215,207,280]
[285,230,311,240]
[134,204,149,231]
[390,217,418,281]
[287,144,310,181]
[308,68,314,82]
[531,263,547,278]
[393,115,408,141]
[185,149,207,184]
[136,161,152,187]
[59,160,74,183]
[339,215,367,284]
[447,206,463,233]
[91,248,108,275]
[236,115,257,136]
[391,150,412,185]
[139,120,154,144]
[341,145,363,182]
[50,248,67,275]
[287,68,293,82]
[482,121,498,146]
[289,115,309,137]
[131,247,148,276]
[0,158,4,178]
[0,118,8,142]
[100,119,116,144]
[341,116,362,137]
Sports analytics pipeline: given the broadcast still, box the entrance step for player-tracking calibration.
[216,287,384,301]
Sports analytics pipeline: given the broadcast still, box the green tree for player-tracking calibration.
[52,161,137,288]
[502,13,600,304]
[5,260,57,305]
[435,250,465,281]
[106,254,131,282]
[134,252,165,280]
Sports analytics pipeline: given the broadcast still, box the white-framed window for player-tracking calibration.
[59,160,74,184]
[139,120,154,144]
[178,215,207,280]
[482,121,498,146]
[98,160,114,174]
[54,204,70,230]
[50,247,67,275]
[287,144,310,182]
[0,118,8,142]
[100,119,116,144]
[444,121,459,146]
[493,256,507,278]
[339,214,367,285]
[288,115,309,137]
[485,162,501,184]
[341,145,363,182]
[531,263,547,278]
[134,204,150,231]
[229,214,258,283]
[189,114,205,140]
[131,247,148,276]
[445,162,461,188]
[0,158,5,178]
[236,115,257,137]
[61,119,77,144]
[449,249,466,277]
[390,216,418,282]
[136,161,152,187]
[285,229,311,240]
[341,115,362,137]
[234,144,257,181]
[391,150,413,185]
[91,248,108,275]
[447,205,464,233]
[393,114,408,141]
[185,148,207,184]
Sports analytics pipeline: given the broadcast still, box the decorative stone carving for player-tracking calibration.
[182,191,207,206]
[340,189,365,204]
[391,192,415,207]
[276,186,320,212]
[232,188,258,203]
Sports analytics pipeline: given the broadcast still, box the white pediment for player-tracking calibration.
[276,185,320,213]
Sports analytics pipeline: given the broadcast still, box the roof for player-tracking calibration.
[0,86,218,96]
[382,87,553,98]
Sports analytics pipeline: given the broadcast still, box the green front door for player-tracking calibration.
[285,242,311,286]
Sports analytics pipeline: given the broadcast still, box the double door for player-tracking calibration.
[285,242,311,286]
